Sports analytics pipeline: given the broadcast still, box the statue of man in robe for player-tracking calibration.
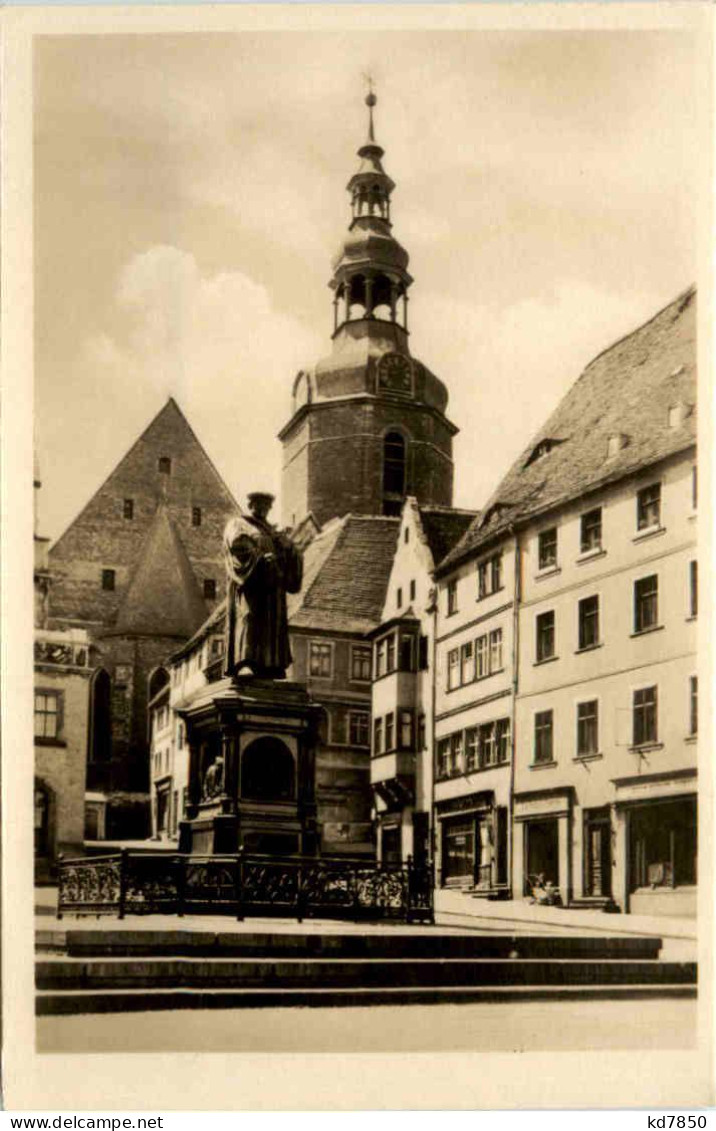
[223,492,303,680]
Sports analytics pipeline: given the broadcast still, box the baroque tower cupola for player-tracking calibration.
[279,90,457,528]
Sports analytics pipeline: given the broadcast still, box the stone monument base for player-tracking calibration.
[177,676,320,857]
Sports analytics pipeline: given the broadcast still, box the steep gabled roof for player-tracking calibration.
[289,514,400,635]
[438,287,696,575]
[417,504,480,566]
[110,504,208,638]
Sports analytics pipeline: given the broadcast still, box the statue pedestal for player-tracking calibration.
[177,676,320,857]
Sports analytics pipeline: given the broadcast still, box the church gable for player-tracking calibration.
[48,398,238,628]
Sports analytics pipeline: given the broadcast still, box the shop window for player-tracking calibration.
[637,482,661,530]
[634,575,658,633]
[349,711,370,747]
[578,595,600,650]
[538,527,557,570]
[534,710,554,764]
[34,690,63,741]
[351,645,372,682]
[633,686,658,746]
[536,611,555,662]
[101,568,116,591]
[577,700,599,756]
[309,641,332,678]
[123,498,134,520]
[442,817,475,885]
[580,507,602,553]
[630,798,696,890]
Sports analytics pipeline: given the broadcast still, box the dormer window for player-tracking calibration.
[158,456,171,475]
[606,433,629,458]
[524,438,564,468]
[668,402,692,429]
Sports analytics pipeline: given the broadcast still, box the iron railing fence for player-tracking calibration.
[57,850,434,924]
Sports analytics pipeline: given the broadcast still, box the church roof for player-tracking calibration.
[437,287,697,575]
[289,514,400,635]
[111,504,208,638]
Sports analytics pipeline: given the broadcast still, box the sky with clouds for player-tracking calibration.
[34,28,703,541]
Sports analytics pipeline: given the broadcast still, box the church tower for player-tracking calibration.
[279,92,457,528]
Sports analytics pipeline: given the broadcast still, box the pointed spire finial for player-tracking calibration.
[363,73,377,142]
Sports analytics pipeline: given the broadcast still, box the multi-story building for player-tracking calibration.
[436,288,697,916]
[370,497,477,865]
[431,509,516,895]
[47,398,237,837]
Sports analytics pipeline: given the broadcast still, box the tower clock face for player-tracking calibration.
[378,352,413,394]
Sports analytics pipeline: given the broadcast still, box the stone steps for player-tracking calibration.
[36,982,697,1016]
[37,928,663,961]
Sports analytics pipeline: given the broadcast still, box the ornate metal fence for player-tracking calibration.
[57,851,434,924]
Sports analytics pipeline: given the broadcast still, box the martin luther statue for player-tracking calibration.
[223,492,303,680]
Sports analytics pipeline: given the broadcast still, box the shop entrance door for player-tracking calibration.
[525,818,559,892]
[584,808,612,898]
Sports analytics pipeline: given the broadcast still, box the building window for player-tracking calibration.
[399,635,414,671]
[376,640,386,678]
[577,700,599,756]
[634,575,658,633]
[399,710,413,749]
[158,456,172,475]
[447,647,460,690]
[538,527,558,570]
[447,579,458,616]
[350,645,372,682]
[580,508,602,553]
[101,568,116,591]
[417,713,426,751]
[192,507,202,527]
[633,686,658,746]
[689,676,698,736]
[578,595,600,650]
[386,634,396,672]
[177,723,184,750]
[460,641,473,684]
[34,690,62,740]
[123,498,134,520]
[373,717,383,755]
[465,727,478,771]
[489,628,503,672]
[496,718,511,763]
[383,431,406,502]
[692,465,698,510]
[436,738,449,779]
[689,560,698,618]
[418,635,429,670]
[478,553,502,599]
[396,587,403,609]
[449,732,463,775]
[349,712,370,747]
[637,483,661,530]
[475,634,489,679]
[385,712,395,751]
[203,578,216,600]
[404,527,410,543]
[309,641,332,678]
[479,722,497,767]
[536,611,555,662]
[410,579,416,602]
[534,710,554,764]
